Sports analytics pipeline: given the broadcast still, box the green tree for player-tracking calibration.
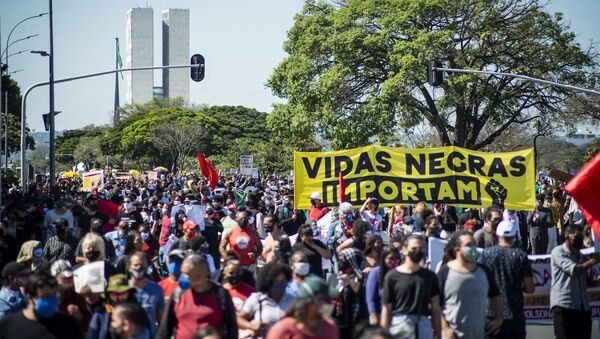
[1,74,35,155]
[151,122,210,173]
[56,125,108,164]
[268,0,596,150]
[73,136,105,165]
[29,145,49,172]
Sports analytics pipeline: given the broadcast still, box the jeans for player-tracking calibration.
[390,313,433,339]
[547,227,557,253]
[552,306,592,339]
[530,227,548,255]
[488,318,526,339]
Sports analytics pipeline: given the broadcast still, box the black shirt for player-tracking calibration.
[291,239,327,278]
[77,212,109,235]
[0,311,84,339]
[382,268,440,316]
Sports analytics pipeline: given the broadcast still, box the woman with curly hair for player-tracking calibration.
[333,247,368,338]
[237,260,295,338]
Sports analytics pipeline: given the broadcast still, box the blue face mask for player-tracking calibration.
[168,261,181,276]
[345,214,353,224]
[34,295,60,318]
[271,281,287,295]
[178,275,192,290]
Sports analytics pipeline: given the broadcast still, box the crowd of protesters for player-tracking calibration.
[0,171,594,339]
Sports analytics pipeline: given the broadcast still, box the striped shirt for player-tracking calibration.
[550,243,589,311]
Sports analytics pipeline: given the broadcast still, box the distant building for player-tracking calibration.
[125,8,154,105]
[558,133,598,147]
[162,9,190,104]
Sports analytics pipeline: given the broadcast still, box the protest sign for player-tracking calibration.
[548,168,573,183]
[148,171,158,181]
[73,261,105,293]
[294,146,535,210]
[251,168,259,179]
[82,170,104,192]
[427,238,600,323]
[240,155,253,175]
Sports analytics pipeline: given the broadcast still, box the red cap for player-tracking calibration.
[183,220,198,231]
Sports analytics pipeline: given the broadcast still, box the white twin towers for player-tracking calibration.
[125,8,190,105]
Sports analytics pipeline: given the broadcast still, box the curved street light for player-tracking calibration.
[7,49,29,59]
[4,12,48,62]
[1,34,39,58]
[8,69,23,75]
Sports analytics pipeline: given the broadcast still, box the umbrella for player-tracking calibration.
[129,169,140,175]
[153,166,169,172]
[62,171,81,179]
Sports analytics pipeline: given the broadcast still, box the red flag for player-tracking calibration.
[207,159,219,190]
[339,171,346,203]
[196,151,210,178]
[565,152,600,240]
[97,198,119,233]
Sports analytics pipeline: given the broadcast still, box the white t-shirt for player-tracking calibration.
[44,209,75,231]
[362,210,383,232]
[241,291,295,326]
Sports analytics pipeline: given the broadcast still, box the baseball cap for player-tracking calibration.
[297,276,339,302]
[50,260,73,278]
[1,262,31,279]
[106,274,135,293]
[310,192,322,200]
[168,248,187,261]
[496,220,517,237]
[183,220,198,231]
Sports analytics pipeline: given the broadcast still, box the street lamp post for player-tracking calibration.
[48,0,56,186]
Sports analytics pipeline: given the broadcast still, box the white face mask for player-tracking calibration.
[123,202,133,210]
[320,303,334,318]
[294,262,310,277]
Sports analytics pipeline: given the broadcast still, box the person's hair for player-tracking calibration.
[25,271,57,297]
[444,230,472,260]
[368,198,379,209]
[114,302,148,329]
[298,225,313,238]
[484,206,502,221]
[352,219,371,241]
[283,297,315,321]
[402,234,424,248]
[354,324,394,339]
[124,230,141,255]
[378,246,399,288]
[130,251,149,267]
[275,235,292,263]
[264,213,279,225]
[182,253,209,272]
[425,214,439,226]
[82,233,106,260]
[193,326,222,339]
[339,202,354,214]
[391,234,404,245]
[363,234,382,256]
[256,260,292,293]
[564,223,583,235]
[289,250,307,265]
[414,202,427,213]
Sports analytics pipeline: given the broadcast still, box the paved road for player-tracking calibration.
[527,322,599,338]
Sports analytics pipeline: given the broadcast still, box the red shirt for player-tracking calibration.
[158,277,179,302]
[228,226,259,266]
[266,317,338,339]
[159,215,171,247]
[174,289,223,338]
[308,206,329,221]
[225,282,255,311]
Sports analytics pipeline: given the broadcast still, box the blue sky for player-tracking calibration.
[1,0,598,132]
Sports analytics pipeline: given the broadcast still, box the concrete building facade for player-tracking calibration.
[125,8,154,104]
[162,9,190,104]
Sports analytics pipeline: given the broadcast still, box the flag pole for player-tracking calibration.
[113,37,120,125]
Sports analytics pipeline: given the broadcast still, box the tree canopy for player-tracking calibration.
[267,0,597,150]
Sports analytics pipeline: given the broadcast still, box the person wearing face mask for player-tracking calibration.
[77,196,109,239]
[116,197,144,227]
[0,262,30,318]
[292,226,331,279]
[16,240,46,272]
[75,218,116,264]
[106,221,130,258]
[286,251,311,298]
[474,206,503,249]
[43,197,75,243]
[157,254,238,339]
[220,208,262,276]
[202,203,225,265]
[110,302,151,339]
[527,194,555,254]
[238,261,295,339]
[222,259,256,312]
[550,224,600,339]
[0,272,84,339]
[478,221,534,339]
[88,274,146,339]
[266,276,339,339]
[138,223,159,264]
[333,247,368,338]
[158,249,186,302]
[366,247,400,325]
[43,218,78,264]
[51,260,91,330]
[437,231,503,339]
[171,220,200,250]
[262,214,285,262]
[380,236,440,338]
[128,252,164,337]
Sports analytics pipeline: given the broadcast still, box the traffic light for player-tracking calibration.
[190,54,205,82]
[426,60,443,86]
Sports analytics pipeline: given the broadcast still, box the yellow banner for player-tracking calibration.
[294,146,535,210]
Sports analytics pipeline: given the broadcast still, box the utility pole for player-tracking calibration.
[48,0,56,186]
[114,38,120,125]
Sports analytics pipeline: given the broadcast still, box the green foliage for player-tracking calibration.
[56,125,108,164]
[268,0,596,150]
[1,75,35,154]
[209,138,293,176]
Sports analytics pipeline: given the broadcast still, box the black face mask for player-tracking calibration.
[226,275,240,285]
[85,250,101,261]
[573,235,584,249]
[491,218,501,229]
[88,205,98,211]
[56,227,66,238]
[407,249,424,263]
[176,218,185,225]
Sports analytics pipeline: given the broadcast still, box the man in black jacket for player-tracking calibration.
[528,194,554,254]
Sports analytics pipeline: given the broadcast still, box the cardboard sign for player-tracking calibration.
[240,155,253,175]
[548,168,573,183]
[82,171,104,192]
